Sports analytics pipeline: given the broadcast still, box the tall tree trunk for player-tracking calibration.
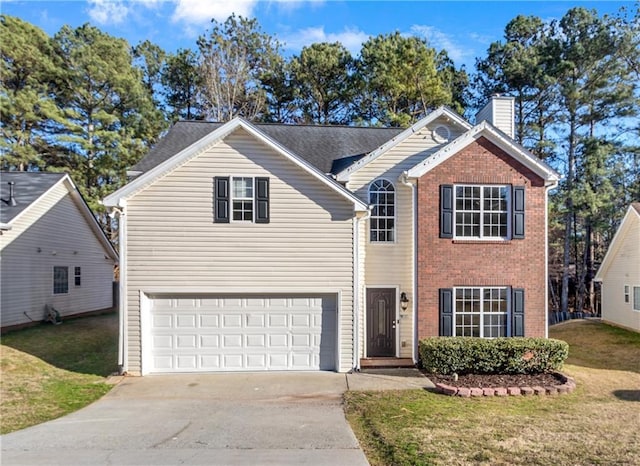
[575,221,591,315]
[560,113,577,315]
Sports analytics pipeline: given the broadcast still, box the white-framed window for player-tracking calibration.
[53,266,69,294]
[624,285,630,303]
[455,185,508,239]
[232,176,254,222]
[633,286,640,311]
[454,287,508,337]
[74,267,81,287]
[369,179,395,242]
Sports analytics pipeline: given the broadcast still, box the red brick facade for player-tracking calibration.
[416,137,547,338]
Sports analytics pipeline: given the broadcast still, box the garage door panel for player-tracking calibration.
[246,334,266,348]
[200,335,220,348]
[200,315,219,327]
[153,335,173,349]
[177,335,197,348]
[246,354,266,368]
[176,314,196,328]
[200,355,221,369]
[176,355,197,369]
[224,354,244,368]
[269,334,288,347]
[269,314,288,327]
[223,334,243,348]
[153,355,173,370]
[152,314,173,328]
[291,314,311,327]
[291,334,310,347]
[148,294,336,373]
[246,314,265,327]
[223,314,242,328]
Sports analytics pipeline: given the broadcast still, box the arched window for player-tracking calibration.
[369,179,395,242]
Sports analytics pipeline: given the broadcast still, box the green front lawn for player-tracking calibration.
[1,313,118,434]
[345,320,640,465]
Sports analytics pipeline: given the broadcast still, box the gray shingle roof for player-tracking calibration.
[0,172,66,224]
[131,121,404,175]
[632,202,640,215]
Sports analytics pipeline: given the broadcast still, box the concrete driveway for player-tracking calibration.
[1,371,431,466]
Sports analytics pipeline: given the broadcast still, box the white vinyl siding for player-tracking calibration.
[0,185,115,327]
[475,97,515,138]
[598,209,640,331]
[347,118,464,357]
[125,127,356,373]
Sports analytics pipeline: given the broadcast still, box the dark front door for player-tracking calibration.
[366,288,396,357]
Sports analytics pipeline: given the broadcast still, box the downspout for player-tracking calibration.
[544,180,558,339]
[353,207,372,372]
[400,172,418,364]
[111,203,128,373]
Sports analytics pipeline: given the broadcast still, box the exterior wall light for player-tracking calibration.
[400,292,409,311]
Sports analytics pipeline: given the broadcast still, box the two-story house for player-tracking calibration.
[104,96,559,375]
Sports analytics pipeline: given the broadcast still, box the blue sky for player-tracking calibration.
[3,1,633,71]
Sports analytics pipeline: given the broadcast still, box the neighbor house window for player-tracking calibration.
[74,267,81,287]
[53,266,69,294]
[454,287,508,337]
[369,179,395,242]
[624,285,630,303]
[634,287,640,311]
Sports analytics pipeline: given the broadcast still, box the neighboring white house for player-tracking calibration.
[595,203,640,332]
[1,172,118,329]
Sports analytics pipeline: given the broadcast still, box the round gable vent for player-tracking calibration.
[432,125,451,143]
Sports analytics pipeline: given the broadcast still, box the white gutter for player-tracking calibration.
[400,172,419,363]
[353,207,372,372]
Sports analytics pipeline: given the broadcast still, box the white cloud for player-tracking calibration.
[87,0,130,25]
[281,26,369,54]
[410,25,471,65]
[171,0,258,25]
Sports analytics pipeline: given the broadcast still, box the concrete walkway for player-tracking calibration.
[1,370,433,466]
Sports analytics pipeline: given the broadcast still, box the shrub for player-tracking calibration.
[419,337,569,375]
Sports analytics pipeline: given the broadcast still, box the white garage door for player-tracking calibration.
[146,294,337,373]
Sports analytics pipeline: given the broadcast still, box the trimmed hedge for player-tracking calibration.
[419,337,569,375]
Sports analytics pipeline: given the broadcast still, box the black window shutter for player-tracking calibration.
[255,177,270,224]
[440,185,454,238]
[439,288,454,336]
[214,176,230,223]
[512,288,525,337]
[512,186,525,239]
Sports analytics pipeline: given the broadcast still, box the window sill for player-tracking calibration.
[452,239,511,245]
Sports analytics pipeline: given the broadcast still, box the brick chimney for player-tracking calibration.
[475,95,515,139]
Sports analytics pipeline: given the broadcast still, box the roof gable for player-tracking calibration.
[0,172,118,260]
[131,120,403,176]
[406,121,560,183]
[595,203,640,281]
[335,107,471,182]
[104,118,369,211]
[0,172,66,224]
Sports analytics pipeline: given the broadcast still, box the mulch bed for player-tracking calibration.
[428,372,565,388]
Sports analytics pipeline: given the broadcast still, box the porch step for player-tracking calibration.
[360,358,415,369]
